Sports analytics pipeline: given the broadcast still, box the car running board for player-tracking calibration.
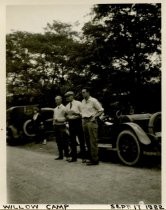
[98,143,117,151]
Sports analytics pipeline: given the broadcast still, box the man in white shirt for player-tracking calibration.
[81,88,104,165]
[53,96,69,160]
[65,91,86,162]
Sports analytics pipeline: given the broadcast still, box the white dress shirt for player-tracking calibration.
[66,100,82,120]
[53,104,66,125]
[81,96,104,118]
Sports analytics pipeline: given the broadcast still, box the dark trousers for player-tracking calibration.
[54,124,69,158]
[82,119,99,162]
[68,118,86,160]
[34,126,45,143]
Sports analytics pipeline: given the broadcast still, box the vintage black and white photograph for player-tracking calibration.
[5,1,161,205]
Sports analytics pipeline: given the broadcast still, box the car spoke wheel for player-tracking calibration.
[116,130,142,166]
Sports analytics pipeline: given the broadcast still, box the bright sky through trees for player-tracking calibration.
[6,5,93,34]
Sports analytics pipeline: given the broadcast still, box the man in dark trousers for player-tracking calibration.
[53,96,69,160]
[81,88,104,165]
[65,91,86,163]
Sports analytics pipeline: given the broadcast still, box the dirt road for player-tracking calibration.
[7,141,161,204]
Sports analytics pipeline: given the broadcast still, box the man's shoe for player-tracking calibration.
[85,160,92,164]
[82,159,86,163]
[86,161,99,165]
[54,157,63,160]
[68,158,77,162]
[65,157,70,161]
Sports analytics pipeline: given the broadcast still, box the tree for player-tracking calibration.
[82,4,161,112]
[6,21,85,106]
[6,32,36,95]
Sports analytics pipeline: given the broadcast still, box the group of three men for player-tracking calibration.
[53,88,104,166]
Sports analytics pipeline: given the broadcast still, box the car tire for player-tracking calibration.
[116,130,142,166]
[23,119,36,137]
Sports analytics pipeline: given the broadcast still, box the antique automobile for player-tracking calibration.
[98,111,161,166]
[7,105,161,166]
[7,105,54,145]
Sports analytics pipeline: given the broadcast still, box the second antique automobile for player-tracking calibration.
[7,105,55,145]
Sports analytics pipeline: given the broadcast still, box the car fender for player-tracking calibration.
[8,125,20,139]
[120,122,151,145]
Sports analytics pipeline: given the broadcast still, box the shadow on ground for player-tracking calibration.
[9,137,161,170]
[99,148,161,169]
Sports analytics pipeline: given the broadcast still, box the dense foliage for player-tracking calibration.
[6,4,161,113]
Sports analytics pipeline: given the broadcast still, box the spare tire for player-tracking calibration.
[23,119,36,137]
[148,112,161,135]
